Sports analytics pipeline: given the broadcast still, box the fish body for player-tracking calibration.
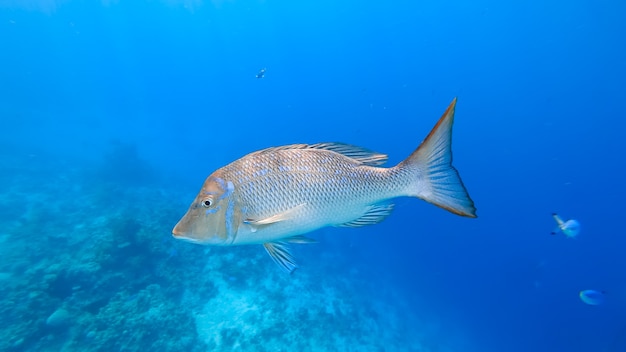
[551,213,581,238]
[579,289,605,305]
[173,99,476,272]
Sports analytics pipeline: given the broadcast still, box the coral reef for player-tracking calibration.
[0,150,460,352]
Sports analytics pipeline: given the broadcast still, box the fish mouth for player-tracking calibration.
[172,229,213,245]
[172,232,204,244]
[174,236,203,244]
[172,227,193,241]
[172,227,184,238]
[172,223,191,239]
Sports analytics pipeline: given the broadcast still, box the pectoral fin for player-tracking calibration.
[245,204,306,225]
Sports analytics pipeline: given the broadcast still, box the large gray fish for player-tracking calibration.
[173,98,476,272]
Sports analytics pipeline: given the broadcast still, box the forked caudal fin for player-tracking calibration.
[399,98,477,218]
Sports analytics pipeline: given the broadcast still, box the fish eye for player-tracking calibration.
[202,198,213,207]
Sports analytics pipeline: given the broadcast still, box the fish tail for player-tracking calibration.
[398,98,477,218]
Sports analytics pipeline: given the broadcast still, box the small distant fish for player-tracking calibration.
[579,289,606,305]
[551,213,580,238]
[172,99,477,272]
[255,68,266,79]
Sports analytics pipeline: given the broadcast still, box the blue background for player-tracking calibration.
[1,0,625,351]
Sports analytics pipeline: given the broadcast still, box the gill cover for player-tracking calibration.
[172,175,242,245]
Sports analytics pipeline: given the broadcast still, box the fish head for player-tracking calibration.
[172,174,241,245]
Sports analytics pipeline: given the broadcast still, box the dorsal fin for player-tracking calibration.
[249,143,388,166]
[247,144,309,158]
[307,143,388,166]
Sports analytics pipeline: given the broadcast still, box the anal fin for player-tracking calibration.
[338,204,395,227]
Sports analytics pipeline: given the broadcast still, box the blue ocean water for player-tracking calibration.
[1,0,625,351]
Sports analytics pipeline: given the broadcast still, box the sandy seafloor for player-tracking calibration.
[0,146,471,352]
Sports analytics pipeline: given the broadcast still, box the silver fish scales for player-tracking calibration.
[173,99,476,272]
